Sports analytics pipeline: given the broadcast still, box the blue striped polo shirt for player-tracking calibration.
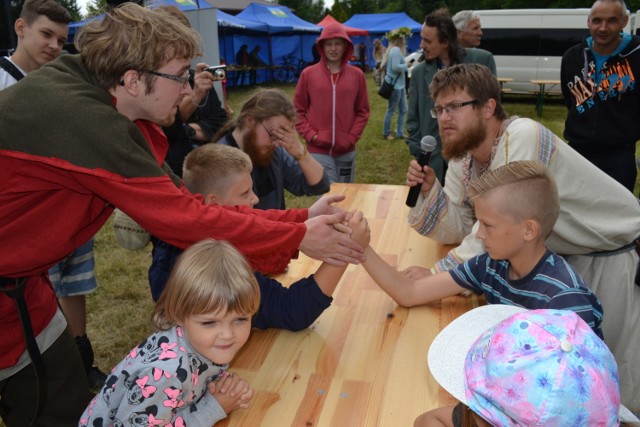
[450,250,604,338]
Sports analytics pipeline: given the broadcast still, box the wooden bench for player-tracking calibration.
[528,90,562,96]
[530,80,561,117]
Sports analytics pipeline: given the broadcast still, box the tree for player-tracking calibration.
[59,0,82,21]
[341,0,377,14]
[330,0,349,21]
[278,0,327,23]
[86,0,109,17]
[379,0,430,22]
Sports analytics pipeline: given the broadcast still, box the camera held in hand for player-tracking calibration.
[204,65,226,81]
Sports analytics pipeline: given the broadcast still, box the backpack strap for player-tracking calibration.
[0,57,25,82]
[0,277,47,425]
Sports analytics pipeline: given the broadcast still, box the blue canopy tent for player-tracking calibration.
[344,13,422,68]
[236,3,321,84]
[65,0,210,44]
[217,10,269,82]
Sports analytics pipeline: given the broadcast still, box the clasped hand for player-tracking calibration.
[208,371,253,414]
[300,194,366,266]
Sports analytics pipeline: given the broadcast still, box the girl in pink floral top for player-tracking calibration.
[80,239,260,426]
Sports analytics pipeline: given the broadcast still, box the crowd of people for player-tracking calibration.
[0,0,639,425]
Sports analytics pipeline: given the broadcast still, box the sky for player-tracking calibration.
[76,0,336,16]
[77,0,89,15]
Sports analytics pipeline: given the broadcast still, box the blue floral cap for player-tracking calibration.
[428,306,628,426]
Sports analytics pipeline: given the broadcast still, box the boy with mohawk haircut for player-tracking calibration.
[360,160,605,338]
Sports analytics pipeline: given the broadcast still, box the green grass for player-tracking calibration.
[2,70,635,427]
[84,76,640,380]
[1,73,636,427]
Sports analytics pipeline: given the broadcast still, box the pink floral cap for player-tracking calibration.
[427,306,633,426]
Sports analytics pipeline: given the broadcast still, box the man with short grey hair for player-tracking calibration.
[452,10,483,48]
[561,0,640,193]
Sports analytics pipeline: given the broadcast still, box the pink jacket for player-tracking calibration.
[294,23,370,157]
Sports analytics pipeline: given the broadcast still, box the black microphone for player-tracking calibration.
[406,136,437,208]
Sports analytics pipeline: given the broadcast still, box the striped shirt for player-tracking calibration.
[450,250,604,338]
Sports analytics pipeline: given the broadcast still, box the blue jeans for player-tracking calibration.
[383,88,407,137]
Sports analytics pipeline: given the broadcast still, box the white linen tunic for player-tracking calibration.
[409,117,640,411]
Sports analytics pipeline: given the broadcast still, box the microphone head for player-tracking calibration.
[420,135,437,153]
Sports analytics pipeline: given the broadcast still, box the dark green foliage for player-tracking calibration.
[276,0,640,23]
[278,0,328,23]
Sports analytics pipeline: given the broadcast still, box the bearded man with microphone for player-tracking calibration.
[406,8,496,184]
[404,63,640,413]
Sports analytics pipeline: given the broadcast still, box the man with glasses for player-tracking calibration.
[216,88,329,212]
[0,0,109,394]
[157,6,229,178]
[161,64,228,177]
[406,8,495,184]
[404,63,640,413]
[0,4,363,426]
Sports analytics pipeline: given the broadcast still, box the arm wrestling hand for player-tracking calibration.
[300,211,365,266]
[348,211,371,248]
[308,194,346,218]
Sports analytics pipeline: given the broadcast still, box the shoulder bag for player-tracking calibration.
[377,72,398,100]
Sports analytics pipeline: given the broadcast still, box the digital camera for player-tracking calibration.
[204,65,226,81]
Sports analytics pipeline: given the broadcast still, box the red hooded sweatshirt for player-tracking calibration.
[294,23,370,157]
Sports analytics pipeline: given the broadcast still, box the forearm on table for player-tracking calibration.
[314,262,348,296]
[362,246,419,307]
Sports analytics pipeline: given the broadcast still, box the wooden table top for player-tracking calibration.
[219,183,481,426]
[497,77,513,82]
[530,79,560,85]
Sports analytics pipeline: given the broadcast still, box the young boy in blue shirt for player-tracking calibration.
[149,143,369,331]
[361,160,604,337]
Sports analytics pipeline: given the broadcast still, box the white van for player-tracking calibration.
[475,9,634,93]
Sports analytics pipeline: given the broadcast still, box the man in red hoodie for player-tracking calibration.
[294,23,370,184]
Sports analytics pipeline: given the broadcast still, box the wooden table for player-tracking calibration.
[219,183,481,426]
[228,65,273,87]
[497,77,513,94]
[530,79,561,118]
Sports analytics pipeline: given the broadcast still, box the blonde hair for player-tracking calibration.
[182,143,252,197]
[388,36,406,55]
[75,2,202,92]
[467,161,560,238]
[152,239,260,330]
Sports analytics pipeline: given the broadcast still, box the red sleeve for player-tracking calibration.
[91,175,307,273]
